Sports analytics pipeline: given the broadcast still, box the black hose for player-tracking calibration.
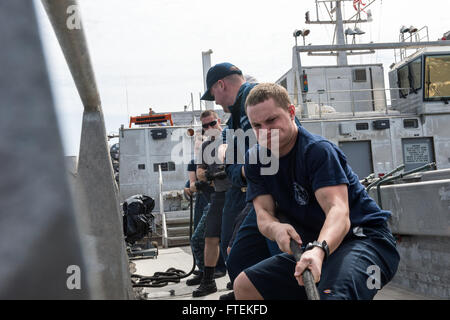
[131,195,197,288]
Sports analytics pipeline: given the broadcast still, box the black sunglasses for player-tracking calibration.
[202,120,218,129]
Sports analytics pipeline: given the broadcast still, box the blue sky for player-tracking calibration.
[34,0,450,156]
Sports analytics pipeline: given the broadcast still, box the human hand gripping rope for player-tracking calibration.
[290,239,321,300]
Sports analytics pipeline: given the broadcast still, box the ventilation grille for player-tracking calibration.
[403,119,419,128]
[356,122,369,130]
[353,69,367,82]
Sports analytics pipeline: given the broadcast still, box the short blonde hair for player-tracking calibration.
[245,83,292,112]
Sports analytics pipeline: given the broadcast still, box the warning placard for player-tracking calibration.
[404,143,430,164]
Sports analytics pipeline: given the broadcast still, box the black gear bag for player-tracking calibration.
[122,194,155,244]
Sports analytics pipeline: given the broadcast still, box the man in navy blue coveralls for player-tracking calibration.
[232,83,400,300]
[201,63,263,299]
[201,63,304,299]
[200,63,254,265]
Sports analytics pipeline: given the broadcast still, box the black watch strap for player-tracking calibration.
[305,240,329,260]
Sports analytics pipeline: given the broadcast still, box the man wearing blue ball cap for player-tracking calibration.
[198,62,302,299]
[198,62,256,299]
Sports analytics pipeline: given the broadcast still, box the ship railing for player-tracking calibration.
[158,164,169,248]
[395,26,429,62]
[293,87,410,118]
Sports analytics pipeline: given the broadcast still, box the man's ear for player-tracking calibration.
[217,79,224,90]
[288,104,296,119]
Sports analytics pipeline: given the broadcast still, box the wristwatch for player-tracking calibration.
[305,240,329,260]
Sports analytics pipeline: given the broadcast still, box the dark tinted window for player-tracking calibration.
[398,64,409,97]
[356,122,369,130]
[153,161,176,172]
[403,119,419,128]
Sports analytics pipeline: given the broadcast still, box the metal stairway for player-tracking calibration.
[156,166,192,248]
[165,210,191,247]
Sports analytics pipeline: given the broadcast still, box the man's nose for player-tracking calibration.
[259,125,273,133]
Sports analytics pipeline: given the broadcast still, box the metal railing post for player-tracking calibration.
[159,165,168,248]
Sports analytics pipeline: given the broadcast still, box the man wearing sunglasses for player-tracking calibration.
[191,110,232,297]
[185,131,227,287]
[201,119,218,133]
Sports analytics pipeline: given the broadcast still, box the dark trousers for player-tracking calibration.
[191,203,226,273]
[228,210,400,300]
[193,192,209,231]
[228,202,253,249]
[220,186,246,260]
[227,207,280,282]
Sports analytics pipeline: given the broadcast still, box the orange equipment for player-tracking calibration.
[129,109,173,128]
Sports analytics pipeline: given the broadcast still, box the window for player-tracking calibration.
[353,69,367,82]
[409,58,422,93]
[424,55,450,101]
[153,162,176,172]
[395,58,422,98]
[356,122,369,130]
[280,78,288,90]
[403,119,419,129]
[397,64,410,98]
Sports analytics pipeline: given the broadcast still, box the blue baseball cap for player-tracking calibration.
[201,62,243,101]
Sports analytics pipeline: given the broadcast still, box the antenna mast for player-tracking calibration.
[306,0,377,65]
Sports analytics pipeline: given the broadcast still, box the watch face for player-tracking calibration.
[321,240,329,257]
[306,241,329,259]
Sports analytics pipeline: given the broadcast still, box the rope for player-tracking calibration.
[131,268,188,287]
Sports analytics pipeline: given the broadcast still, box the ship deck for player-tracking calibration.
[133,246,431,300]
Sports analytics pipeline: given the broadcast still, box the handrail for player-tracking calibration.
[375,162,436,209]
[291,87,417,118]
[41,0,101,112]
[397,26,430,61]
[299,87,410,94]
[366,164,405,192]
[158,165,168,248]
